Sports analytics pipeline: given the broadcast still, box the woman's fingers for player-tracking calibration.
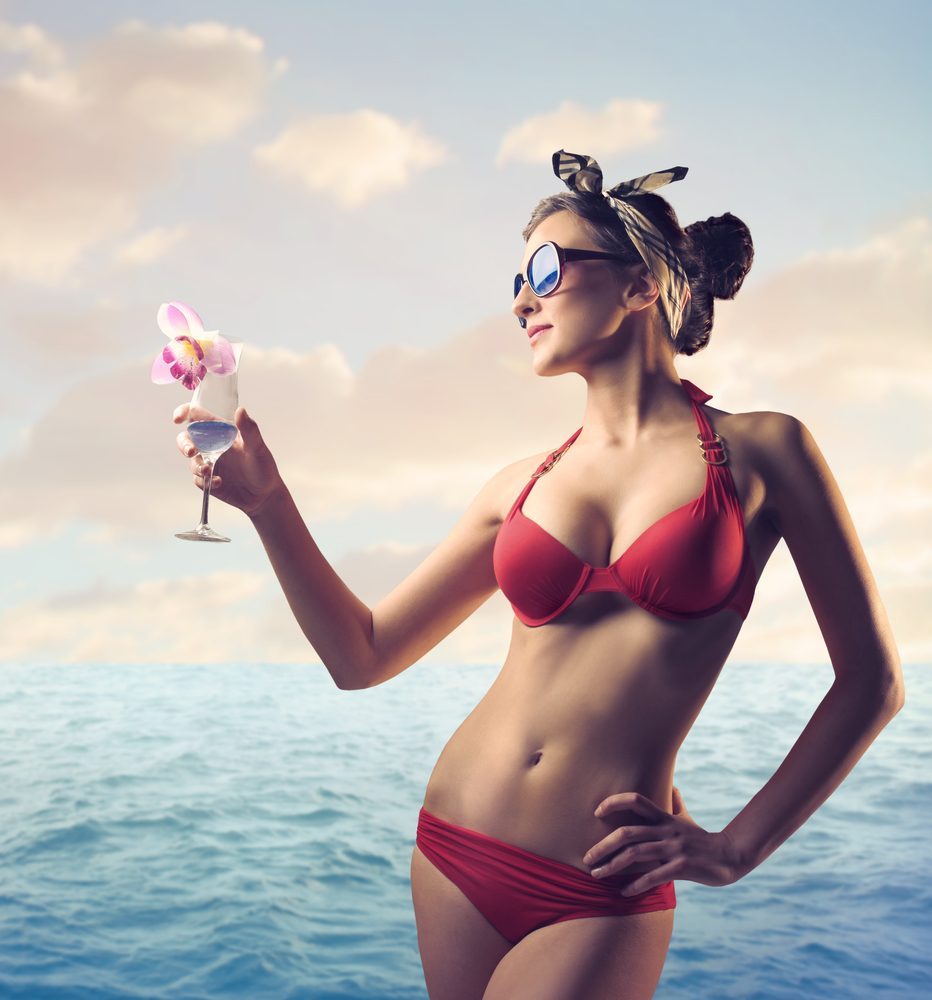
[176,429,197,456]
[596,792,666,821]
[174,408,270,509]
[584,824,660,867]
[173,402,221,426]
[590,839,669,879]
[670,786,688,816]
[193,467,220,489]
[234,406,262,447]
[618,856,685,896]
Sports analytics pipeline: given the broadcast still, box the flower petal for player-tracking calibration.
[150,353,176,384]
[157,304,189,339]
[170,358,207,390]
[157,301,205,340]
[159,336,208,388]
[202,335,237,375]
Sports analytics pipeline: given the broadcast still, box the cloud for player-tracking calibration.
[0,553,513,668]
[496,99,664,167]
[0,516,41,547]
[4,299,135,371]
[253,109,449,208]
[0,17,279,285]
[0,571,269,664]
[0,19,64,66]
[734,542,932,666]
[706,215,932,410]
[114,224,191,267]
[0,324,577,550]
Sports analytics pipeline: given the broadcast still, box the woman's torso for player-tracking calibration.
[421,395,783,878]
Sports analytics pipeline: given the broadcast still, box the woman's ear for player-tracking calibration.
[618,264,660,312]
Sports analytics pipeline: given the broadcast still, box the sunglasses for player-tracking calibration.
[513,241,630,328]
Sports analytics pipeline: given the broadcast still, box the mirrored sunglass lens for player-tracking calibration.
[529,244,559,295]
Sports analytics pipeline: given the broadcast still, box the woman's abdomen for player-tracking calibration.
[421,686,675,877]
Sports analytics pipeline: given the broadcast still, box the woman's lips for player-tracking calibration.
[529,325,551,345]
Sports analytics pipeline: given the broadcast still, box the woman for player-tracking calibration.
[174,150,905,1000]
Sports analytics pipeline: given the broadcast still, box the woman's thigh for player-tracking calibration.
[482,908,675,1000]
[410,844,514,1000]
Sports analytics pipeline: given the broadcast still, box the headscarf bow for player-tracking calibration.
[552,150,691,340]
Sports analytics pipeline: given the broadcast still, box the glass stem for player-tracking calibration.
[198,459,215,528]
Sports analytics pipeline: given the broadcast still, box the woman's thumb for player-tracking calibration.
[235,406,261,441]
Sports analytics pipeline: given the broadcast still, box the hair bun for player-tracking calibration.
[685,212,754,300]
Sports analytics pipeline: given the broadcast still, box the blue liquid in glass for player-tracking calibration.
[188,420,237,456]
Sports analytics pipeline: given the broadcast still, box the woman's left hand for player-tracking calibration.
[583,787,746,894]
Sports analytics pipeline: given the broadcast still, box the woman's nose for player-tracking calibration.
[512,283,537,325]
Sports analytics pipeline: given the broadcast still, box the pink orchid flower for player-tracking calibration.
[150,301,237,391]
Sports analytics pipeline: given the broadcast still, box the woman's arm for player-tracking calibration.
[722,677,901,878]
[249,456,525,691]
[723,413,905,876]
[185,408,528,691]
[248,484,376,691]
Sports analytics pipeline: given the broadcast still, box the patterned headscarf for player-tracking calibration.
[552,150,691,340]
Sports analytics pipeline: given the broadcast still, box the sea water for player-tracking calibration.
[0,660,927,999]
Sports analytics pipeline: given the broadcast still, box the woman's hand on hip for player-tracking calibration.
[174,404,285,518]
[582,786,746,895]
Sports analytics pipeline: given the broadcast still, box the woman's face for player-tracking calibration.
[512,209,653,376]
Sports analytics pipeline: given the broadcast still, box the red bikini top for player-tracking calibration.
[492,379,757,627]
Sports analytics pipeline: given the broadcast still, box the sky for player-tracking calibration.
[0,0,929,669]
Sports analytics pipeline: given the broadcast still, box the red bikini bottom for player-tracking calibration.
[415,806,676,945]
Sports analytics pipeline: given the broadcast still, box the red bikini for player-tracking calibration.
[493,378,757,625]
[416,807,675,945]
[415,380,753,945]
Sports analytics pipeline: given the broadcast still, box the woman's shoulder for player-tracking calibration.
[484,444,562,523]
[712,405,808,528]
[715,406,803,465]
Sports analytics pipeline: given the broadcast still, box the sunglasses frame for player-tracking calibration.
[513,241,632,328]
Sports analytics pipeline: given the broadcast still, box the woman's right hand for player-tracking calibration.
[174,404,285,518]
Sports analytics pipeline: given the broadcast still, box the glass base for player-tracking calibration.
[175,525,231,543]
